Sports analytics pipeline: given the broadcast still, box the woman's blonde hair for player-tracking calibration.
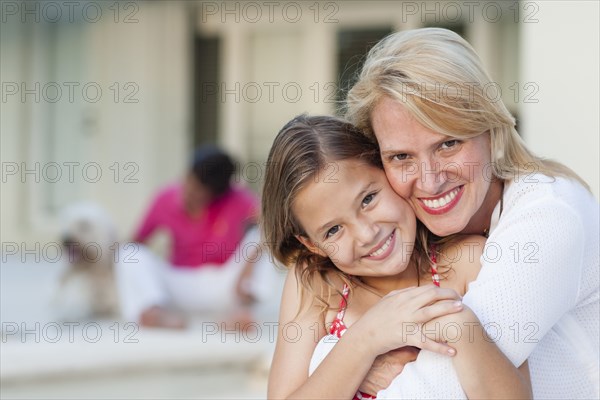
[346,27,588,189]
[261,114,430,310]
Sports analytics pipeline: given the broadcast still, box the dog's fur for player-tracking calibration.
[57,203,120,319]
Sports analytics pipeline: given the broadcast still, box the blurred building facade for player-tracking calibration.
[2,0,598,246]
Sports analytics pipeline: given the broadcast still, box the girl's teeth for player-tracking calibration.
[370,232,393,257]
[423,188,460,209]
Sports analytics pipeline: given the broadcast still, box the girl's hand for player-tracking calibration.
[349,285,464,356]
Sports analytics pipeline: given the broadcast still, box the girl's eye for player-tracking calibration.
[362,192,377,207]
[325,225,340,239]
[441,140,460,149]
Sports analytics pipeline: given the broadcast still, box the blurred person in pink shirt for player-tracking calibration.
[116,146,264,328]
[134,146,258,267]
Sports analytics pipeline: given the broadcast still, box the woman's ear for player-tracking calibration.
[295,235,327,257]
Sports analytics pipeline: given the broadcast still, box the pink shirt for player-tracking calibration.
[134,183,258,268]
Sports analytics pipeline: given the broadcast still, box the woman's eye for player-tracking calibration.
[325,225,340,239]
[391,153,409,161]
[441,140,459,149]
[362,193,377,207]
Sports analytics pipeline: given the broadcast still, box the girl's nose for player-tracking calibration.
[353,218,380,247]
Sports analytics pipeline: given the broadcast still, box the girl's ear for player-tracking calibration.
[295,235,327,257]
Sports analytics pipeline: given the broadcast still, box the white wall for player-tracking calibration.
[520,1,599,197]
[1,1,192,245]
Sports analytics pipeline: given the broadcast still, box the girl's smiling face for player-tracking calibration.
[292,158,417,278]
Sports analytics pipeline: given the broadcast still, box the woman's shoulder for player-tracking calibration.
[221,185,259,215]
[149,182,182,208]
[229,185,259,202]
[502,174,597,222]
[493,174,597,265]
[505,173,593,204]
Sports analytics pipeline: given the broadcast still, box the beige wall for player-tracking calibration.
[1,0,597,249]
[199,0,598,196]
[198,0,522,176]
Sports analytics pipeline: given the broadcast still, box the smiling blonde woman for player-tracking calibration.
[346,27,599,399]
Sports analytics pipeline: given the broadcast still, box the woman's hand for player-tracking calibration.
[349,285,464,356]
[358,346,420,395]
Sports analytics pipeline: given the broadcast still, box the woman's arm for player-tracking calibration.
[376,235,534,399]
[426,306,532,399]
[435,235,532,398]
[437,194,589,397]
[132,191,164,243]
[463,195,586,365]
[377,193,589,399]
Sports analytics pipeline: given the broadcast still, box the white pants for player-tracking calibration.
[114,228,284,321]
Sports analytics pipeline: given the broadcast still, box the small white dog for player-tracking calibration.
[56,202,120,319]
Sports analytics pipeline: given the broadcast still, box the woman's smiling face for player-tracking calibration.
[292,158,416,278]
[371,97,493,237]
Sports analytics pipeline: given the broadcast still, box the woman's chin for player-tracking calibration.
[423,217,467,237]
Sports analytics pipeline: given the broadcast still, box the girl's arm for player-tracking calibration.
[268,270,465,399]
[267,270,378,400]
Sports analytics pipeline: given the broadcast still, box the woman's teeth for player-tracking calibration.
[370,232,393,257]
[422,187,460,209]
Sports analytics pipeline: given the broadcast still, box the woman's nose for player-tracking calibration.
[416,158,447,195]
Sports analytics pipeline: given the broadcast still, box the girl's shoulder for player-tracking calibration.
[281,265,347,321]
[437,235,486,295]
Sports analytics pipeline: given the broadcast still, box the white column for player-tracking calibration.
[466,10,499,81]
[520,1,599,197]
[219,26,248,163]
[302,24,336,115]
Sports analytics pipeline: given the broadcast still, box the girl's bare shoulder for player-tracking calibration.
[438,235,486,294]
[282,265,347,321]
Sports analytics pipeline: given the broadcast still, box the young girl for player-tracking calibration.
[262,114,531,399]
